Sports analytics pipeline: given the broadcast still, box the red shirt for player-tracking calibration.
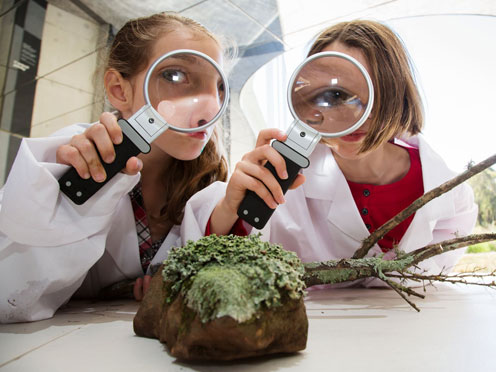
[205,216,248,236]
[346,145,424,252]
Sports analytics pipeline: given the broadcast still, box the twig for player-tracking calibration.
[386,271,496,287]
[382,278,421,312]
[406,233,496,265]
[353,153,496,259]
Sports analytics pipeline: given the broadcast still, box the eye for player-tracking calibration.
[311,88,363,110]
[218,81,225,100]
[161,69,187,83]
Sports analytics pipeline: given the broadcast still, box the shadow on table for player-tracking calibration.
[303,285,459,318]
[0,299,139,334]
[170,349,305,372]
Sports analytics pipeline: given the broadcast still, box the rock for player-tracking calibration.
[133,234,309,361]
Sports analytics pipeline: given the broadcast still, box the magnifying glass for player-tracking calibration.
[237,51,374,229]
[59,49,230,205]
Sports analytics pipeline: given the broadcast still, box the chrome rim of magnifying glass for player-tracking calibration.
[286,51,374,138]
[143,49,230,133]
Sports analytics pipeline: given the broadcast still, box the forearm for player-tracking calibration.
[209,196,240,235]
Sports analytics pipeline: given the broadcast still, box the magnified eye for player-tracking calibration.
[161,69,187,83]
[312,88,361,109]
[218,81,225,101]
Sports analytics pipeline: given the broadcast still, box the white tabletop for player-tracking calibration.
[1,284,495,372]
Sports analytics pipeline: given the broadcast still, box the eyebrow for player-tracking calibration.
[166,54,202,65]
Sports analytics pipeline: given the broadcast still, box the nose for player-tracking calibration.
[294,98,324,126]
[303,109,324,126]
[189,93,222,128]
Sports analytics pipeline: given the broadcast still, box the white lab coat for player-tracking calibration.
[0,124,182,323]
[182,135,478,282]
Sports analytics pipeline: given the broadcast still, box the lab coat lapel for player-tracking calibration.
[397,134,455,250]
[303,136,456,250]
[104,195,143,278]
[303,144,370,241]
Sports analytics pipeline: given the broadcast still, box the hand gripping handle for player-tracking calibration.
[58,119,150,205]
[237,140,309,229]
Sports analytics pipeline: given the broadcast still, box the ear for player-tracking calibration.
[104,69,134,114]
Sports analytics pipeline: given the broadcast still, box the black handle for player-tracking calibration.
[237,141,309,229]
[59,121,147,205]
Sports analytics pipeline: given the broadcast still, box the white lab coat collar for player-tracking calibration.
[302,143,370,241]
[300,134,457,248]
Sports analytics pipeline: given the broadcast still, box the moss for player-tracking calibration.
[185,265,256,323]
[304,255,416,285]
[314,268,358,284]
[162,234,306,323]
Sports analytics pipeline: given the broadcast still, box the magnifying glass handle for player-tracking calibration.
[237,140,309,229]
[58,119,151,205]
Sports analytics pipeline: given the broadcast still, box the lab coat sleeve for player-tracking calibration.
[179,181,228,244]
[424,182,478,273]
[144,182,230,271]
[0,125,140,323]
[147,225,182,272]
[395,135,478,276]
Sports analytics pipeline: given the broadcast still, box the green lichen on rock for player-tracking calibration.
[185,266,256,323]
[162,234,306,323]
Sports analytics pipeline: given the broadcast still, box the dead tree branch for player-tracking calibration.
[353,154,496,259]
[406,233,496,265]
[304,233,496,311]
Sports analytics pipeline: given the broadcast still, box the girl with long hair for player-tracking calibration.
[0,12,229,322]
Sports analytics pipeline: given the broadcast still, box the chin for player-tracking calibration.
[324,142,359,158]
[174,148,205,161]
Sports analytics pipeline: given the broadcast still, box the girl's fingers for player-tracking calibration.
[133,277,144,301]
[288,173,306,190]
[231,170,278,210]
[55,113,138,184]
[255,128,286,148]
[236,161,285,205]
[122,157,143,175]
[243,144,289,181]
[56,144,91,179]
[85,123,116,165]
[143,275,152,296]
[99,112,123,145]
[70,134,107,183]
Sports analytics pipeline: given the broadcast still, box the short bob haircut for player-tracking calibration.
[308,20,424,153]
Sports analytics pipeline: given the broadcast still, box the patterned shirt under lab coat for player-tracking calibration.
[181,135,478,285]
[0,124,181,323]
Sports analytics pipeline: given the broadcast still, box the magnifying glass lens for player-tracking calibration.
[290,55,370,135]
[147,52,226,131]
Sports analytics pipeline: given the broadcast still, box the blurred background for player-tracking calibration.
[1,1,496,267]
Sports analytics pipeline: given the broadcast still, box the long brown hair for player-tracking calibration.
[309,20,424,153]
[107,12,228,225]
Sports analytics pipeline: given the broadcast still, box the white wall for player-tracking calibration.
[30,3,107,137]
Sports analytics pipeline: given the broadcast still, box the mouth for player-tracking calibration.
[187,131,208,140]
[340,131,366,142]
